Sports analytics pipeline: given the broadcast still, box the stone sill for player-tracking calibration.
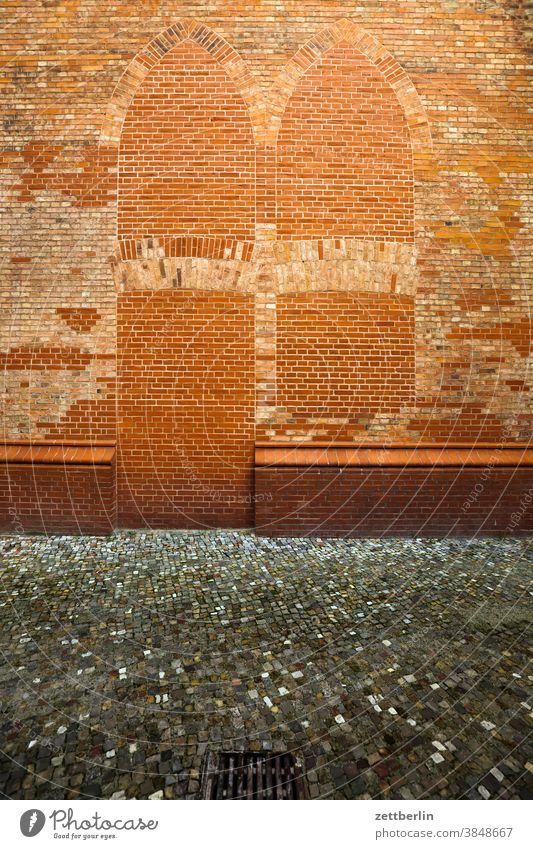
[255,444,533,468]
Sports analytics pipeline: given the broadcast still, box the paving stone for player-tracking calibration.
[0,532,531,800]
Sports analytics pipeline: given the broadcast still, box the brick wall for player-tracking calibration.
[1,2,531,534]
[117,290,255,528]
[118,39,255,244]
[277,45,414,241]
[255,467,533,538]
[276,293,415,440]
[0,464,115,535]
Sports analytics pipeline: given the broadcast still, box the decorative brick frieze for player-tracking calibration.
[0,441,116,535]
[117,236,255,264]
[269,240,418,296]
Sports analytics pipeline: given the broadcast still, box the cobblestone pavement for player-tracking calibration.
[0,531,531,800]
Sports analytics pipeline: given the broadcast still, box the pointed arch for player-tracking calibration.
[101,19,261,147]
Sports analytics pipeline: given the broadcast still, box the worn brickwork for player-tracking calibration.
[1,2,531,531]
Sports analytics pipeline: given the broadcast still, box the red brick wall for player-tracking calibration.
[0,339,116,441]
[1,4,531,535]
[117,290,255,528]
[255,467,533,537]
[0,465,115,535]
[276,293,415,440]
[277,45,414,241]
[118,39,255,242]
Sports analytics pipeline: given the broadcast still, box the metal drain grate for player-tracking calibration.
[201,751,307,799]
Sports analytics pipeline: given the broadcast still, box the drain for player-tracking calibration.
[201,750,307,799]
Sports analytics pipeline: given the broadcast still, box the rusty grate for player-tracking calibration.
[201,751,307,799]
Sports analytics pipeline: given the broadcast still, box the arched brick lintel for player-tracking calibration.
[266,17,433,157]
[100,19,260,147]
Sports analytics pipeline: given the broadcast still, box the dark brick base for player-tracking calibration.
[0,465,116,535]
[255,467,533,537]
[3,459,532,538]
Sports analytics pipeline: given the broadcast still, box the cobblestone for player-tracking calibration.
[0,531,531,800]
